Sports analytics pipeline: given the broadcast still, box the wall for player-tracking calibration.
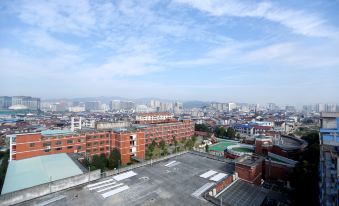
[235,163,262,185]
[0,170,100,206]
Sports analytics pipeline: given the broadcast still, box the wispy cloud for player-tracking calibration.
[174,0,339,38]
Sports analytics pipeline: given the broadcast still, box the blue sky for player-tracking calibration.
[1,0,339,104]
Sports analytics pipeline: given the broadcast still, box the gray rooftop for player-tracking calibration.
[218,179,267,206]
[17,153,235,206]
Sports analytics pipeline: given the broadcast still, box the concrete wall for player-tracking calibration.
[0,170,100,206]
[104,151,188,176]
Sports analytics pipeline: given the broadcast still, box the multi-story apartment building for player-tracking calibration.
[136,112,174,124]
[8,129,145,164]
[319,112,339,206]
[143,120,194,146]
[7,119,194,164]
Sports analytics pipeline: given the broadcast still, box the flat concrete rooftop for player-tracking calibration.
[19,153,235,206]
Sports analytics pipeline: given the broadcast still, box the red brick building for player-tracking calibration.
[143,120,194,146]
[235,155,265,185]
[8,120,194,164]
[9,129,145,164]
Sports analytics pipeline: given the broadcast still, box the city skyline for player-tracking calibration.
[1,0,339,104]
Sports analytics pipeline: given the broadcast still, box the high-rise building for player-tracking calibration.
[228,102,237,112]
[85,101,101,111]
[319,112,339,206]
[0,96,12,109]
[111,100,121,110]
[316,104,326,113]
[173,101,183,114]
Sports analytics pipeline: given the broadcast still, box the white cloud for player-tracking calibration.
[173,0,339,38]
[22,30,79,53]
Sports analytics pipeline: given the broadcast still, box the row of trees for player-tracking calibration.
[83,148,121,171]
[145,136,197,160]
[215,126,238,139]
[290,132,320,206]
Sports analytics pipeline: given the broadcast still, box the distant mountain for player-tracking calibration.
[183,101,209,108]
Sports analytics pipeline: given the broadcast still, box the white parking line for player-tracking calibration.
[97,183,124,193]
[200,170,218,178]
[113,171,137,181]
[101,185,129,198]
[89,182,117,191]
[164,161,176,167]
[87,179,115,188]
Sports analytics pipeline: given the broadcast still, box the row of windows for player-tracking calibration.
[86,134,109,139]
[38,139,85,147]
[86,147,109,153]
[87,141,109,146]
[44,145,82,152]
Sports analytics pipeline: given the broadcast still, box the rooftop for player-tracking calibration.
[235,154,265,167]
[1,153,83,194]
[41,129,75,136]
[18,153,235,206]
[218,179,267,206]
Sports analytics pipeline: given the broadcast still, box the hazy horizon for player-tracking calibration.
[1,0,339,105]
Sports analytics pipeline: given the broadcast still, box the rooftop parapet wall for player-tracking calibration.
[0,170,101,206]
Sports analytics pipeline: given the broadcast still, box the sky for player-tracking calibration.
[1,0,339,105]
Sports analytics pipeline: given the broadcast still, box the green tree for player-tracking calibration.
[236,133,241,139]
[215,126,226,138]
[159,139,166,150]
[108,148,121,169]
[191,135,197,144]
[205,144,209,153]
[290,132,320,205]
[91,155,106,171]
[226,127,236,139]
[195,124,210,132]
[172,136,178,153]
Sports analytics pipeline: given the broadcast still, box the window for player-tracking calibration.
[67,139,73,144]
[106,140,109,144]
[86,150,91,154]
[55,147,62,151]
[93,148,98,152]
[44,149,51,152]
[55,141,62,145]
[87,143,92,147]
[29,143,35,147]
[100,148,104,151]
[100,135,104,139]
[100,141,104,145]
[77,139,81,143]
[43,142,51,147]
[77,146,82,150]
[67,146,73,149]
[94,142,99,146]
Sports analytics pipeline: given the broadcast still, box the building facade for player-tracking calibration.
[136,112,174,124]
[143,120,194,146]
[319,112,339,206]
[8,129,145,164]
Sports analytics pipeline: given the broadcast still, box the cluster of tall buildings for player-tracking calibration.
[210,102,237,112]
[0,96,40,111]
[302,103,339,113]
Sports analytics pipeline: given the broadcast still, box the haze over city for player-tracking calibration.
[1,0,339,104]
